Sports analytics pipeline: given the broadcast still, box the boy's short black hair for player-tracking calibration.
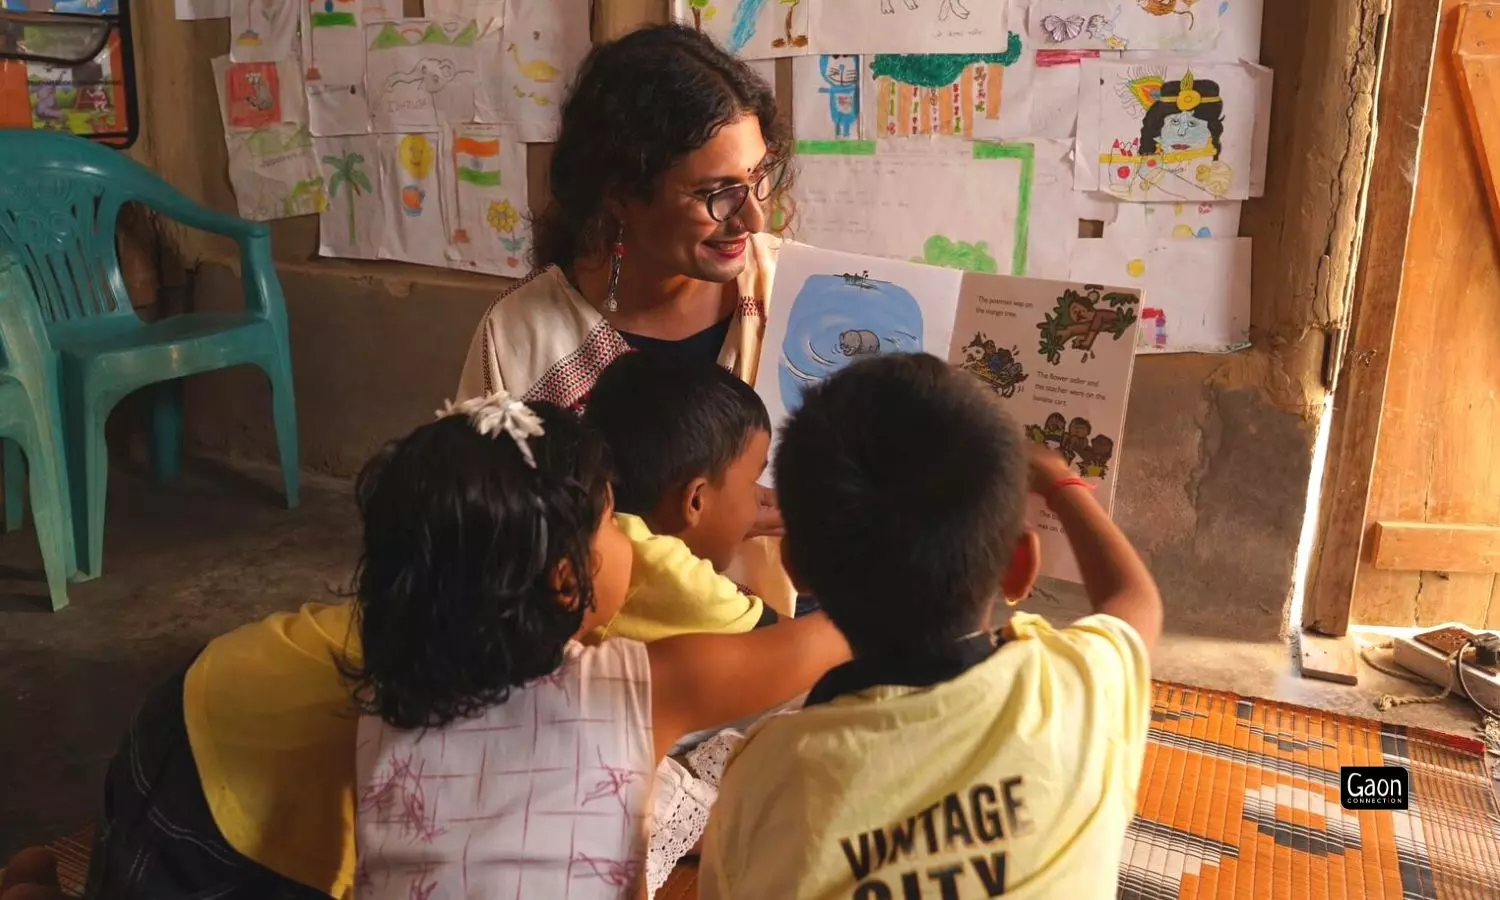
[584,351,770,515]
[344,402,613,730]
[775,354,1028,658]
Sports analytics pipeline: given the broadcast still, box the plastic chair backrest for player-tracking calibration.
[0,132,182,327]
[0,253,61,401]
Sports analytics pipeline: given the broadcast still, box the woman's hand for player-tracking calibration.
[1027,444,1078,497]
[746,484,785,539]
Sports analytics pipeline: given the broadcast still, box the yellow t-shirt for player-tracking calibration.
[700,612,1151,900]
[182,602,362,899]
[590,513,767,643]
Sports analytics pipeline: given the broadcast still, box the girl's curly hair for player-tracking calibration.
[532,22,793,271]
[342,403,612,730]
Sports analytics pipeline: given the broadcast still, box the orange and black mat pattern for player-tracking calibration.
[1123,682,1500,900]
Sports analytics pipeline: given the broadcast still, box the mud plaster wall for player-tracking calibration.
[116,0,1380,639]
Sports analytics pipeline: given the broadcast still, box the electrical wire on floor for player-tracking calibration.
[1359,637,1500,757]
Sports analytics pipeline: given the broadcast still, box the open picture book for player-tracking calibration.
[755,243,1144,582]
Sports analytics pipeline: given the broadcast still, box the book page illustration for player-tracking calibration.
[499,0,590,142]
[755,243,965,481]
[365,19,483,132]
[947,273,1141,582]
[1029,0,1221,52]
[443,122,530,276]
[376,131,450,266]
[316,133,383,259]
[674,0,810,60]
[302,0,373,136]
[815,0,1010,55]
[230,0,300,63]
[225,123,327,222]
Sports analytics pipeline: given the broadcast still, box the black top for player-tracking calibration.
[617,315,734,369]
[803,629,1006,708]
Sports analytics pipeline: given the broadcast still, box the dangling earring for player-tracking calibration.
[604,224,625,314]
[1005,593,1024,608]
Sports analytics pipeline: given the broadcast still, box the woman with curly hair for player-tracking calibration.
[455,22,796,613]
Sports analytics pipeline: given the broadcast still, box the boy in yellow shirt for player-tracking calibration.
[583,351,780,642]
[701,353,1163,899]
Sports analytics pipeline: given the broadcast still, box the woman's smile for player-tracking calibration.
[703,236,749,260]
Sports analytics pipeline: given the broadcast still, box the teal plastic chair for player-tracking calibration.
[0,255,77,610]
[0,132,300,579]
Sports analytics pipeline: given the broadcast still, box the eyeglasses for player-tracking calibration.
[698,160,788,223]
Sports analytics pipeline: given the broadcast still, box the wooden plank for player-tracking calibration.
[1352,0,1500,628]
[1300,632,1359,685]
[1454,3,1500,238]
[1305,1,1444,635]
[1371,521,1500,572]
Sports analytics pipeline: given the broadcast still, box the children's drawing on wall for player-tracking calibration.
[1029,0,1220,51]
[1107,200,1242,241]
[865,35,1020,138]
[230,0,299,62]
[1026,413,1115,478]
[445,123,530,276]
[778,271,924,415]
[213,56,305,132]
[365,19,481,131]
[225,123,326,221]
[676,0,807,58]
[911,235,998,273]
[302,0,371,135]
[304,0,357,82]
[1035,284,1138,364]
[499,0,589,141]
[792,55,860,142]
[1078,61,1269,202]
[816,0,1010,54]
[959,333,1028,398]
[317,133,381,259]
[376,131,449,266]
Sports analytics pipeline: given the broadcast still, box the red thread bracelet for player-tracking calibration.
[1043,477,1093,503]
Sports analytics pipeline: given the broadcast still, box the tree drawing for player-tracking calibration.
[771,0,808,48]
[1035,285,1139,364]
[324,151,372,242]
[688,0,712,29]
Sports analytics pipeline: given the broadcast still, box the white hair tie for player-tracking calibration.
[436,392,546,468]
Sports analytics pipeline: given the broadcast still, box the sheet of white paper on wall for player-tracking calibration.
[301,1,373,137]
[442,123,531,276]
[673,0,811,60]
[229,0,300,63]
[362,0,401,20]
[376,132,451,266]
[746,58,777,93]
[1029,0,1221,52]
[1076,60,1272,203]
[1122,0,1265,64]
[1069,236,1252,354]
[225,123,327,222]
[794,55,862,143]
[365,19,486,132]
[1106,200,1241,241]
[815,0,1009,56]
[862,47,1018,140]
[500,0,590,142]
[789,137,1031,278]
[316,134,383,259]
[176,0,228,20]
[424,0,506,21]
[1024,138,1087,279]
[212,56,307,133]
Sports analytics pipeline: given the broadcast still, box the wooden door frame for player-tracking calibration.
[1304,0,1444,636]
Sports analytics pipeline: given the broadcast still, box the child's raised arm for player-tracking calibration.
[1030,447,1163,651]
[646,613,850,760]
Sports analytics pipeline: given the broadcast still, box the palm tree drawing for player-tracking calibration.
[324,151,372,243]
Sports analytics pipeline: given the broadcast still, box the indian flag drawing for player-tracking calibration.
[455,133,502,187]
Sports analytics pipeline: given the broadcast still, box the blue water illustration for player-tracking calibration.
[728,0,769,54]
[778,273,924,415]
